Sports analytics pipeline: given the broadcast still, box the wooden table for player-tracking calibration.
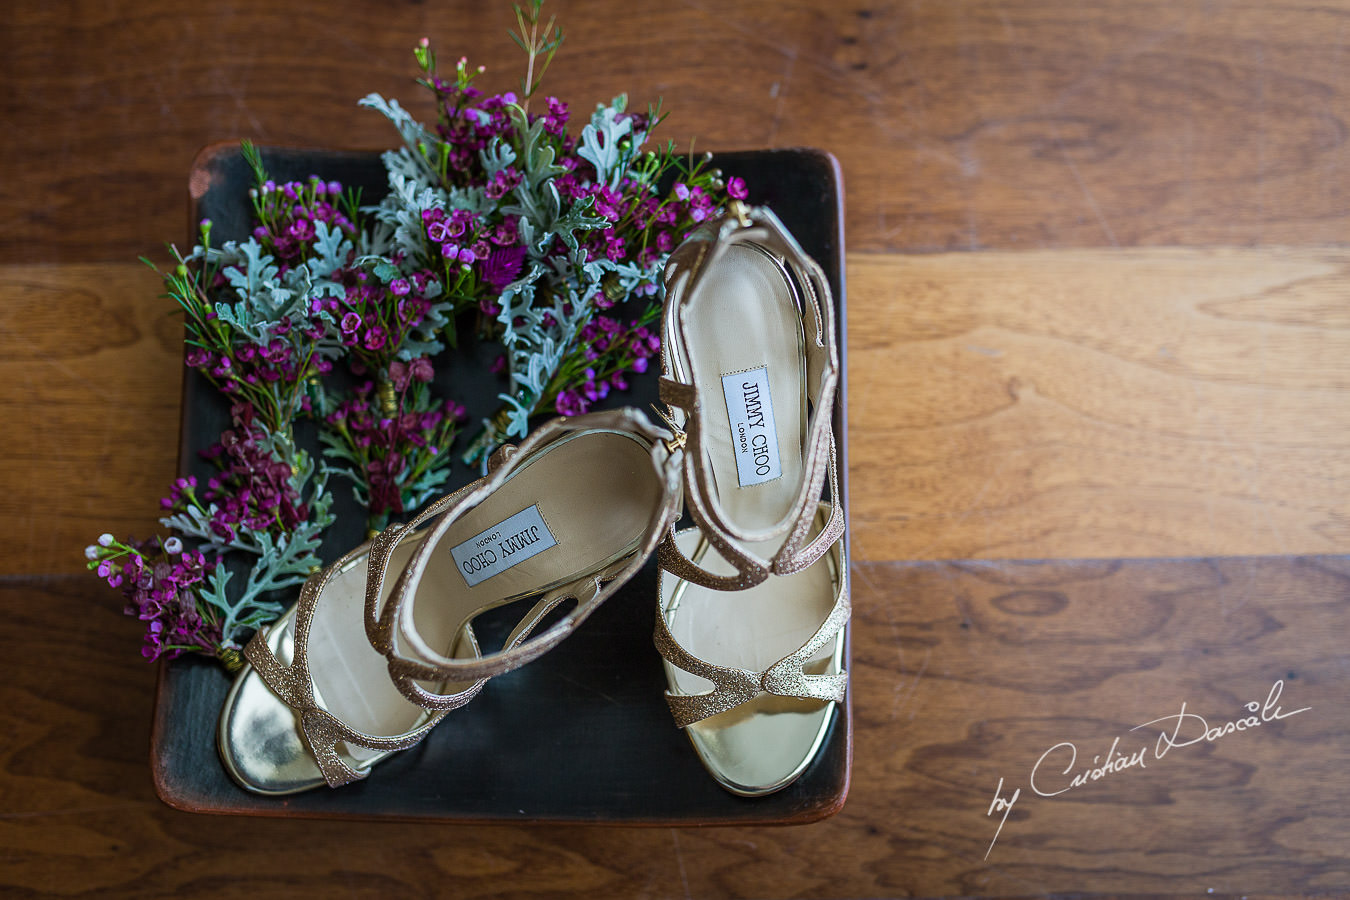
[4,1,1349,896]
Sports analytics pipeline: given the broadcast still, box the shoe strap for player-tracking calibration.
[237,431,586,785]
[368,408,683,705]
[653,534,851,728]
[659,205,843,589]
[242,548,465,788]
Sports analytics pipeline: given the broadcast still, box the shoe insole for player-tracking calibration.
[666,240,840,794]
[305,531,458,746]
[683,242,805,535]
[663,526,840,795]
[308,430,662,742]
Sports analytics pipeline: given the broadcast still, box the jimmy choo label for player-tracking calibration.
[449,505,558,587]
[721,366,782,487]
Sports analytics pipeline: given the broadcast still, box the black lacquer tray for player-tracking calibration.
[151,144,851,824]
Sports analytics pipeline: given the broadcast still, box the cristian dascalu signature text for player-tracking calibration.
[984,679,1310,860]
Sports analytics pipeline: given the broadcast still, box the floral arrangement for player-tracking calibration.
[85,1,743,669]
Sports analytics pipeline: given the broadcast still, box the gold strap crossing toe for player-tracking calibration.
[218,407,683,794]
[654,204,850,797]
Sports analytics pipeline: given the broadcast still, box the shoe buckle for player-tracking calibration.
[650,403,687,454]
[727,198,753,228]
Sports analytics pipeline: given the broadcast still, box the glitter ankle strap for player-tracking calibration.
[657,204,844,590]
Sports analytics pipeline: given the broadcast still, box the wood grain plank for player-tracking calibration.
[3,560,1346,897]
[0,264,182,575]
[11,247,1350,574]
[849,248,1350,562]
[8,1,1350,263]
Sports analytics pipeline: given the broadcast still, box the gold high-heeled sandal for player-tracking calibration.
[218,408,682,794]
[654,203,849,797]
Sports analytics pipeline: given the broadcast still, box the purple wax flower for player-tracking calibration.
[388,360,412,391]
[555,388,588,417]
[288,218,315,242]
[480,245,527,293]
[409,357,434,383]
[93,532,224,662]
[593,186,624,220]
[363,326,388,351]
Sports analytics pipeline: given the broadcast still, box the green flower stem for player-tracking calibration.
[401,418,460,487]
[160,260,284,427]
[538,301,660,408]
[510,0,563,114]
